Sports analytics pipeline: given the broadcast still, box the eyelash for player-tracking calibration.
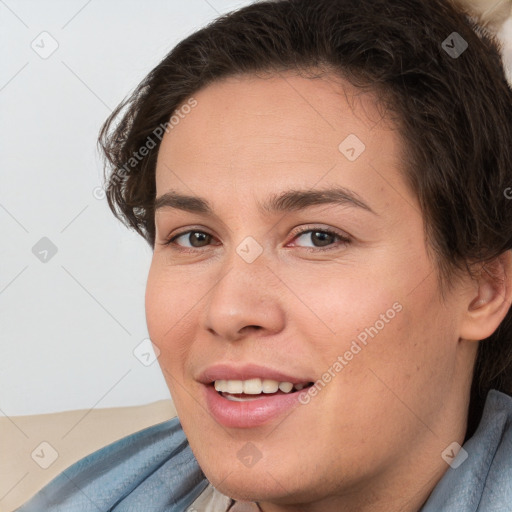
[161,226,351,253]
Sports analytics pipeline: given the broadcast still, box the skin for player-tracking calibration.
[145,71,512,511]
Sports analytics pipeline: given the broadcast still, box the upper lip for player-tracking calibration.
[197,363,313,385]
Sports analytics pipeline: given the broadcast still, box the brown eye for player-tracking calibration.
[291,228,350,250]
[310,231,336,247]
[169,230,212,248]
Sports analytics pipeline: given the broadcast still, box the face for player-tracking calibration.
[145,72,475,508]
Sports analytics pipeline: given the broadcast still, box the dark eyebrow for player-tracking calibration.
[154,187,376,216]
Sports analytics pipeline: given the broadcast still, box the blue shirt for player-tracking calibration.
[16,390,512,511]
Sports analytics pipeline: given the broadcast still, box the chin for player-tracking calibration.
[206,469,295,503]
[195,449,322,505]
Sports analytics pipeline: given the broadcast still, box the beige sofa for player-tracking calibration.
[0,400,177,512]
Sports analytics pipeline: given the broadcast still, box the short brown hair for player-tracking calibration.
[98,0,512,438]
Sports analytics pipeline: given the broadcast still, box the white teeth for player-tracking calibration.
[243,378,263,394]
[278,382,293,393]
[262,379,279,393]
[224,394,259,402]
[214,378,307,394]
[214,380,225,392]
[226,380,243,394]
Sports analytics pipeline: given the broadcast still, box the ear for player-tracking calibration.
[459,250,512,342]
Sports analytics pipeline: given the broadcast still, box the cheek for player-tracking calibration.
[145,264,169,342]
[282,264,403,354]
[144,263,196,372]
[145,265,200,417]
[293,262,455,398]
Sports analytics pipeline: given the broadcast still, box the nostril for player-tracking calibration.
[241,325,262,334]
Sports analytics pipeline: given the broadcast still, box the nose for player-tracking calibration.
[202,249,286,342]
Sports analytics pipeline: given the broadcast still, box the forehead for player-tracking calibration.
[155,72,414,215]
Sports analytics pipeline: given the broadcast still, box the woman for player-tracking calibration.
[17,0,512,510]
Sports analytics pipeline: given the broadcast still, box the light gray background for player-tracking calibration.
[1,0,254,416]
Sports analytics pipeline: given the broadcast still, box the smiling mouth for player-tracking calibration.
[212,378,314,401]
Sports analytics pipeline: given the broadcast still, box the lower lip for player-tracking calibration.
[203,384,311,428]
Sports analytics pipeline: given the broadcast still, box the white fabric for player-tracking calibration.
[186,484,260,511]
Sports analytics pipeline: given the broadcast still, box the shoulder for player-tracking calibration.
[16,416,208,512]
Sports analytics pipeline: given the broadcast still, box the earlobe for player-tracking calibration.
[460,250,512,342]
